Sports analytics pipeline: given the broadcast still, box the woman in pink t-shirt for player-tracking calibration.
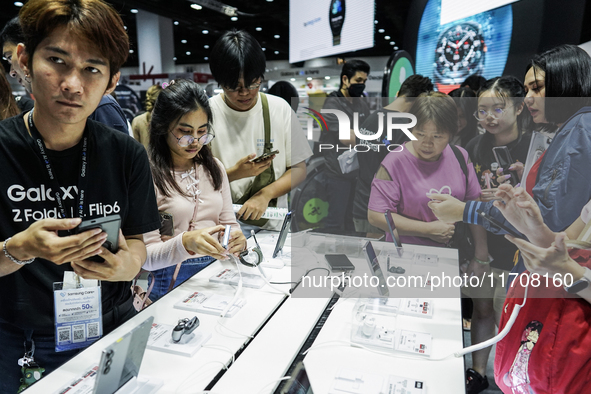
[368,92,488,265]
[143,79,246,300]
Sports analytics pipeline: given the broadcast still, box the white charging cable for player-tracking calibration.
[304,275,531,361]
[219,255,243,318]
[256,263,290,296]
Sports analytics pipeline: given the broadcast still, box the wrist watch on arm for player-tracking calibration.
[564,266,591,294]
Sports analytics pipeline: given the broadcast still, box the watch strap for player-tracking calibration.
[565,266,591,294]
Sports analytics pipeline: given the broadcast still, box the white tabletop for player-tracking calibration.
[25,233,292,394]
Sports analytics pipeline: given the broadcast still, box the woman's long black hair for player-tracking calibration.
[475,76,531,159]
[149,78,223,197]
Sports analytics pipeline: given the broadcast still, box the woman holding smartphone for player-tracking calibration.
[143,79,246,301]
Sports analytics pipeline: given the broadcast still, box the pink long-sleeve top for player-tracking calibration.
[143,158,240,271]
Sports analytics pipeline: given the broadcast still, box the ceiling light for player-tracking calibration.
[307,77,312,81]
[202,30,209,34]
[173,57,177,61]
[174,21,179,25]
[274,51,279,54]
[256,27,262,31]
[191,4,203,10]
[186,51,191,55]
[130,8,138,13]
[204,45,210,49]
[325,76,330,79]
[14,2,24,6]
[378,29,385,33]
[181,39,187,44]
[266,0,274,2]
[262,47,266,51]
[390,41,395,45]
[384,35,391,40]
[290,78,295,81]
[124,26,127,30]
[231,16,238,21]
[374,20,378,24]
[394,46,399,50]
[274,35,280,39]
[204,57,209,60]
[129,49,134,53]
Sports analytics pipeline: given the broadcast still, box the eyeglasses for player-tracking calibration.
[170,130,215,147]
[473,106,513,121]
[223,81,262,93]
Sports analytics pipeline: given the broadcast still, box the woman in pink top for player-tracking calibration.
[368,92,488,269]
[143,79,246,300]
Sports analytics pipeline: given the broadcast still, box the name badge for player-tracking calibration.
[53,278,103,352]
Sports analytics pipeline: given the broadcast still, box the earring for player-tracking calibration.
[23,69,31,83]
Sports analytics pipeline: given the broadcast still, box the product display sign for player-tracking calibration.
[289,0,375,63]
[415,0,513,93]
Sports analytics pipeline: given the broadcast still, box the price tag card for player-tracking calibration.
[396,330,432,356]
[399,298,434,318]
[53,281,102,352]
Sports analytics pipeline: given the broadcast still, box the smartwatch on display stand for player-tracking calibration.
[329,0,345,46]
[433,21,485,93]
[381,50,415,100]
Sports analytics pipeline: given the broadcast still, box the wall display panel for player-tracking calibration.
[440,0,520,25]
[415,0,513,93]
[289,0,375,63]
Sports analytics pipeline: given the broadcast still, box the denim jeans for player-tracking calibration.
[148,256,215,301]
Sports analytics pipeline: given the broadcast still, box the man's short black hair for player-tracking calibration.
[339,59,370,89]
[398,74,433,98]
[460,75,486,92]
[209,29,266,89]
[1,17,24,47]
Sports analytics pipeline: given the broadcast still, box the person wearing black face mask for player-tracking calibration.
[319,59,370,234]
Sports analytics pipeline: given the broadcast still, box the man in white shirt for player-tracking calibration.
[208,30,312,229]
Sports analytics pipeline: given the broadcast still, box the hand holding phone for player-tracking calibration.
[250,150,279,163]
[492,146,518,186]
[74,214,121,262]
[477,209,525,239]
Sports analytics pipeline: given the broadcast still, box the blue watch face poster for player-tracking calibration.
[415,0,513,93]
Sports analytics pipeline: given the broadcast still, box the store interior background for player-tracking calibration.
[4,0,591,116]
[3,1,591,393]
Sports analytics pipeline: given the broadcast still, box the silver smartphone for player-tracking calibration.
[93,316,154,394]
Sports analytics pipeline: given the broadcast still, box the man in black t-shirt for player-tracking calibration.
[352,75,434,236]
[320,60,370,233]
[0,2,159,392]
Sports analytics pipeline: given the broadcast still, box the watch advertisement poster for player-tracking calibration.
[415,0,513,93]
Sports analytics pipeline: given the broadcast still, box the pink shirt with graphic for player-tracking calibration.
[369,143,481,246]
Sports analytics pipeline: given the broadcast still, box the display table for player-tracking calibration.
[24,233,293,394]
[214,238,465,393]
[24,235,466,394]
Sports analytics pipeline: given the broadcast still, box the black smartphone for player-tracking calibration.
[251,150,279,163]
[325,254,355,272]
[384,210,403,257]
[476,210,525,239]
[363,241,389,296]
[159,211,174,237]
[75,214,121,262]
[492,146,518,186]
[273,211,292,258]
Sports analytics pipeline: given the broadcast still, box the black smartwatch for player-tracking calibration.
[564,267,591,294]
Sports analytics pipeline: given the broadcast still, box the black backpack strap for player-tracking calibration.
[450,144,469,192]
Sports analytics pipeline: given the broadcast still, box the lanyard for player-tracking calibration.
[27,111,89,219]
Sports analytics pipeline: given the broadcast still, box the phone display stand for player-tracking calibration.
[209,269,265,289]
[174,291,246,318]
[350,299,432,356]
[146,323,211,357]
[114,376,163,394]
[329,368,426,394]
